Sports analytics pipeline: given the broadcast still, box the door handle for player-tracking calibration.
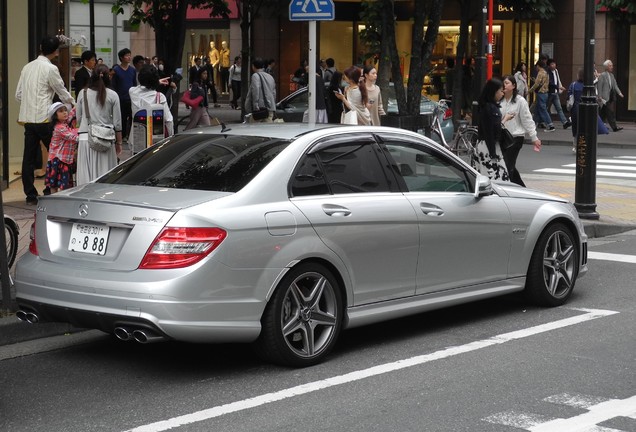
[322,204,352,217]
[420,203,444,217]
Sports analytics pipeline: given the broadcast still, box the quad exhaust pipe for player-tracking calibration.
[114,326,166,344]
[16,310,40,324]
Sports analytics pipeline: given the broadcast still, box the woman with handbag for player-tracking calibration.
[184,68,212,130]
[476,79,510,182]
[498,74,541,187]
[75,64,122,185]
[334,66,371,125]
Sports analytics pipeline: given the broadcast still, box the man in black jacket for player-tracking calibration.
[73,50,96,97]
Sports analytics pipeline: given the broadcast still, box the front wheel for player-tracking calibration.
[525,223,579,306]
[255,263,343,367]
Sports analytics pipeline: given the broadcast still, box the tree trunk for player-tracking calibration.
[382,0,407,114]
[451,0,472,126]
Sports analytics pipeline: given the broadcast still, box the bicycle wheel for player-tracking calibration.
[456,128,479,169]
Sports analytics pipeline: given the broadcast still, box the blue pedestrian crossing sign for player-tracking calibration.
[289,0,335,21]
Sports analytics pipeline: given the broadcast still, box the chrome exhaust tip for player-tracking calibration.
[132,329,165,344]
[25,313,40,324]
[17,310,41,324]
[114,327,132,341]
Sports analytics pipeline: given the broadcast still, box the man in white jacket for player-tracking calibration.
[16,35,75,204]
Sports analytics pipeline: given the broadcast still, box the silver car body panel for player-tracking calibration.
[15,124,588,344]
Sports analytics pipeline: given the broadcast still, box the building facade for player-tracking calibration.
[1,0,633,190]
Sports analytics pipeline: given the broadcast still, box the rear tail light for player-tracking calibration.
[443,107,453,121]
[139,227,227,269]
[28,216,38,256]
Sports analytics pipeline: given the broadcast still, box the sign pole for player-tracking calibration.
[308,21,316,128]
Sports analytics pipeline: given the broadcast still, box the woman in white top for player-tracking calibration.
[334,66,371,125]
[229,56,242,109]
[75,64,122,185]
[513,62,528,99]
[363,65,386,126]
[128,64,174,153]
[499,74,541,187]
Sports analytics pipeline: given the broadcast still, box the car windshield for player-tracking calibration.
[97,134,291,192]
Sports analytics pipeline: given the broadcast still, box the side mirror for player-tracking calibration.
[474,173,493,198]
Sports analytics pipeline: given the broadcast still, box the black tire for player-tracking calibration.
[4,218,18,268]
[525,223,578,307]
[255,263,343,367]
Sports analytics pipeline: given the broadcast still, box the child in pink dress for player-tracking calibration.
[46,102,78,193]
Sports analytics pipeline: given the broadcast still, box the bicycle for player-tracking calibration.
[428,100,479,169]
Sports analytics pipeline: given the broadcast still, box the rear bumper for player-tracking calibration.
[14,254,279,343]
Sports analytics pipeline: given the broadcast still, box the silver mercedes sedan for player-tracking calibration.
[15,124,588,367]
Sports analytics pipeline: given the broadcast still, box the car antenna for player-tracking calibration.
[220,121,231,133]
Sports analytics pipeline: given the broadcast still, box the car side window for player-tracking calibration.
[290,153,330,197]
[290,141,393,197]
[383,142,472,193]
[316,143,392,194]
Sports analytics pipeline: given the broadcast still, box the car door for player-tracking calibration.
[377,133,513,294]
[289,134,419,305]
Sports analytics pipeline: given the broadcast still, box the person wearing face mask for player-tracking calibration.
[326,71,344,123]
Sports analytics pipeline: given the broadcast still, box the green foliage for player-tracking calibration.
[597,0,636,26]
[359,0,384,62]
[508,0,556,20]
[111,0,231,28]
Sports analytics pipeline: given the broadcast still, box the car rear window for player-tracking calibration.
[97,134,291,192]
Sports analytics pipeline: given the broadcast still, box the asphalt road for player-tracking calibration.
[1,230,635,432]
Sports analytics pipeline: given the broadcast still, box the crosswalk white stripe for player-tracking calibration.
[597,159,636,165]
[533,168,636,178]
[543,393,612,409]
[588,252,636,264]
[562,163,636,172]
[483,411,556,428]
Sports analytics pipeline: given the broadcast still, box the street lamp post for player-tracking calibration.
[574,0,599,220]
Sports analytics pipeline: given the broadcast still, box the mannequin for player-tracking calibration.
[208,41,220,87]
[219,41,231,94]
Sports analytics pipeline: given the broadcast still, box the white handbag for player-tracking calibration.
[341,110,357,125]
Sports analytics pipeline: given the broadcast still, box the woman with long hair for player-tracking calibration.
[513,62,528,99]
[75,64,122,185]
[184,68,212,130]
[363,65,386,126]
[498,74,540,186]
[476,78,510,181]
[334,66,371,125]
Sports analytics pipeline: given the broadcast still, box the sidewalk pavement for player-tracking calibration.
[1,105,635,346]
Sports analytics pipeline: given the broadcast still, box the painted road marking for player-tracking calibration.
[484,393,636,431]
[588,252,636,264]
[533,168,636,178]
[123,308,619,432]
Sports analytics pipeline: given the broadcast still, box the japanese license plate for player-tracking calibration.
[68,223,110,255]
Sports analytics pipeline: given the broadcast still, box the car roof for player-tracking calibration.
[177,122,347,140]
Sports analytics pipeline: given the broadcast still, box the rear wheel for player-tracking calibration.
[255,263,343,367]
[525,223,578,306]
[4,218,18,268]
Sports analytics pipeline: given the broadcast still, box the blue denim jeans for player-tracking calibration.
[534,92,553,126]
[547,92,568,124]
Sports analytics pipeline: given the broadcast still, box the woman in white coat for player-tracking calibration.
[499,74,541,187]
[75,64,122,185]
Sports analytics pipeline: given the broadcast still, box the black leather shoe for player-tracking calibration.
[613,127,623,132]
[26,196,38,205]
[563,121,571,129]
[43,187,51,196]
